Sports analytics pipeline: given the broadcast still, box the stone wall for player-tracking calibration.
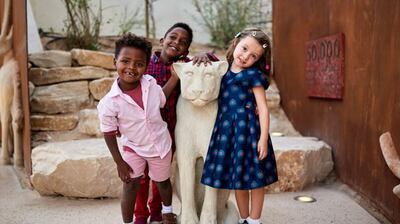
[28,48,298,147]
[28,49,116,147]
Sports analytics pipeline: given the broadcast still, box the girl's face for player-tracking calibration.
[114,46,147,91]
[232,36,264,71]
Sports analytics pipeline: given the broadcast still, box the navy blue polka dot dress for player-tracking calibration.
[201,66,278,190]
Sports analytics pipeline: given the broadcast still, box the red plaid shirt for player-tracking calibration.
[146,52,190,149]
[146,51,219,150]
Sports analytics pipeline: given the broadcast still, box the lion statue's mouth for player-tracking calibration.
[190,98,209,106]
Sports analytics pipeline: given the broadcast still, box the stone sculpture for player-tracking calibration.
[0,0,23,166]
[379,132,400,198]
[173,61,239,224]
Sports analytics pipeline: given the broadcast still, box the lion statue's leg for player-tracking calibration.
[199,186,218,224]
[11,103,23,167]
[1,109,12,164]
[177,150,200,224]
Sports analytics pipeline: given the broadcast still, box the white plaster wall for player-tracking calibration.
[29,0,211,43]
[27,0,43,53]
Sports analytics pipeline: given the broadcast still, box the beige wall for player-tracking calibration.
[29,0,211,43]
[29,0,273,44]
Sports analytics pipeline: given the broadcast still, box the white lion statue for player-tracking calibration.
[173,61,239,224]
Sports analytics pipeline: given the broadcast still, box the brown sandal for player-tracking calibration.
[162,213,177,224]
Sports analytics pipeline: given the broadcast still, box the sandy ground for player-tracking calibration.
[0,164,385,224]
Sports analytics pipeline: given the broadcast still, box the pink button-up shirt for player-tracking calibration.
[97,75,171,158]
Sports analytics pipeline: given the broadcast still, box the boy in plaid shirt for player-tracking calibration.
[135,22,218,224]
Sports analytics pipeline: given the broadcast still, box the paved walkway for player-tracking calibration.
[0,164,382,224]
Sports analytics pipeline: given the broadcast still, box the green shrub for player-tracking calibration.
[192,0,269,48]
[62,0,102,50]
[117,4,143,35]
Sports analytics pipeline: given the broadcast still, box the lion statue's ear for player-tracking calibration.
[172,62,187,79]
[216,61,229,77]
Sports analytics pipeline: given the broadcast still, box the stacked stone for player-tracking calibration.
[28,49,116,146]
[28,50,122,198]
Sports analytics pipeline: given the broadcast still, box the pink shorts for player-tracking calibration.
[122,146,172,182]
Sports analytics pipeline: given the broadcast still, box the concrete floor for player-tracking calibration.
[0,164,383,224]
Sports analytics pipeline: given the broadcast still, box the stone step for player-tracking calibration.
[29,66,111,86]
[30,137,333,198]
[29,50,72,68]
[30,138,121,198]
[267,136,334,192]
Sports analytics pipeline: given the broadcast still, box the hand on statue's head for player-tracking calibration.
[192,53,212,66]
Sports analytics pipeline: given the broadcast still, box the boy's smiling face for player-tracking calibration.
[160,27,190,61]
[114,46,147,91]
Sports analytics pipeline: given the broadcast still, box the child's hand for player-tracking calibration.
[257,138,268,160]
[116,160,133,183]
[192,53,212,66]
[171,65,179,80]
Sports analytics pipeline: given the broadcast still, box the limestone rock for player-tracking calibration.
[270,108,301,136]
[30,81,90,114]
[30,139,121,198]
[265,136,334,192]
[29,50,71,68]
[110,71,118,77]
[28,81,35,98]
[77,109,101,136]
[266,81,280,110]
[31,130,92,148]
[89,77,115,100]
[71,49,114,70]
[31,114,79,131]
[29,66,110,85]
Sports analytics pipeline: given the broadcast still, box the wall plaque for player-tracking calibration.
[306,33,345,99]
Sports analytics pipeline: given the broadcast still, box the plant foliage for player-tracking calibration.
[192,0,270,48]
[62,0,102,50]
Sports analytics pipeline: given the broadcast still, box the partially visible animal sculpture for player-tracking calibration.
[173,61,239,224]
[0,51,23,166]
[0,0,12,57]
[379,132,400,198]
[0,0,23,167]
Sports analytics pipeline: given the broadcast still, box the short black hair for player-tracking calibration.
[164,22,193,46]
[115,33,152,65]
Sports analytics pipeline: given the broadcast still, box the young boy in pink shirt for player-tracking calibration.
[98,33,178,224]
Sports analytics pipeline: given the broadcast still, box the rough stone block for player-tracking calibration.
[29,66,110,85]
[71,49,114,70]
[30,81,90,114]
[30,139,121,198]
[266,136,334,192]
[29,50,71,68]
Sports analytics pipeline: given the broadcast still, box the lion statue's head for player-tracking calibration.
[173,61,228,106]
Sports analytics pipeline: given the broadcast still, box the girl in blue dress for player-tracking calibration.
[201,28,278,224]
